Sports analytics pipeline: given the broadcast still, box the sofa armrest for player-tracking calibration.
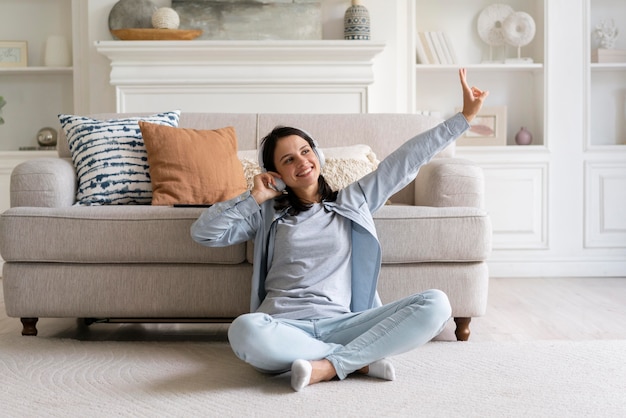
[414,158,484,208]
[11,158,77,207]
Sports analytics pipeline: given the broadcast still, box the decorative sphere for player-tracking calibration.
[37,127,58,147]
[515,127,533,145]
[152,7,180,29]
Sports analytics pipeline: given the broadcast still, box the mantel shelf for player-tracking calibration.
[95,40,386,63]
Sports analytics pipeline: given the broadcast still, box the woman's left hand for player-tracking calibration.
[459,68,489,123]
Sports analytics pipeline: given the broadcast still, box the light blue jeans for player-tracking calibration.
[227,289,451,379]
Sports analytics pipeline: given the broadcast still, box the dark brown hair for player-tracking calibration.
[260,126,337,215]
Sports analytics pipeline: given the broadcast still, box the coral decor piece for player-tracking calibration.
[594,19,619,49]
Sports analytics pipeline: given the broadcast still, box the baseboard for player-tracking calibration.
[487,259,626,278]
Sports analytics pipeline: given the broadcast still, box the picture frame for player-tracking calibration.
[0,41,28,67]
[455,106,507,146]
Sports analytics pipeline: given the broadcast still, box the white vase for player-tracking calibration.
[44,35,72,67]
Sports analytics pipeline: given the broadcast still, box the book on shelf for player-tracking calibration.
[415,32,431,64]
[440,32,458,64]
[428,31,447,64]
[591,48,626,63]
[416,31,457,65]
[417,32,438,64]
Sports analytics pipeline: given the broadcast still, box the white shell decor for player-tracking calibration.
[152,7,180,30]
[503,11,536,48]
[503,11,536,62]
[477,4,515,47]
[594,19,619,49]
[477,4,537,64]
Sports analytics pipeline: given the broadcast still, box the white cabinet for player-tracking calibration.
[584,0,626,250]
[587,0,626,149]
[409,0,626,276]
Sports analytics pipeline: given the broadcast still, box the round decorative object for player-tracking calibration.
[502,11,536,47]
[108,0,158,39]
[344,0,370,41]
[152,7,180,30]
[37,127,58,147]
[515,127,533,145]
[477,4,515,46]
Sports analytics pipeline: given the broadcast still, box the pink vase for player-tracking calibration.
[515,127,533,145]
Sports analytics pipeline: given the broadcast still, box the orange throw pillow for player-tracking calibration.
[139,121,247,206]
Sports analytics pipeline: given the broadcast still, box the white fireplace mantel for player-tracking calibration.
[95,40,386,114]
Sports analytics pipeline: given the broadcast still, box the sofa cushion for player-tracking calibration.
[246,205,491,264]
[139,122,247,205]
[373,205,492,263]
[58,111,181,205]
[0,206,246,264]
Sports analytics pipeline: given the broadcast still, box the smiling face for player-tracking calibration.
[273,134,321,193]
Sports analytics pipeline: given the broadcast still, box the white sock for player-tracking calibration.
[367,359,396,381]
[291,359,312,392]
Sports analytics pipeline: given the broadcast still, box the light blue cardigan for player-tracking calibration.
[191,113,469,313]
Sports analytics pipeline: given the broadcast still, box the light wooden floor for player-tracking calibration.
[1,277,626,342]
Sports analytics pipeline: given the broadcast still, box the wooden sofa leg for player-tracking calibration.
[20,318,39,336]
[453,317,471,341]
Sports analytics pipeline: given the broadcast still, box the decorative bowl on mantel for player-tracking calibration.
[110,28,203,41]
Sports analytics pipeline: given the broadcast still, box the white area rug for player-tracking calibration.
[1,336,625,417]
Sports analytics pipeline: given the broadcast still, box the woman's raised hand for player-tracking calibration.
[459,68,489,123]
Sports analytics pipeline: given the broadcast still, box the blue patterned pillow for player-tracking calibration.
[59,111,181,205]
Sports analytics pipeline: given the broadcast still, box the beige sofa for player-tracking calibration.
[0,113,491,340]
